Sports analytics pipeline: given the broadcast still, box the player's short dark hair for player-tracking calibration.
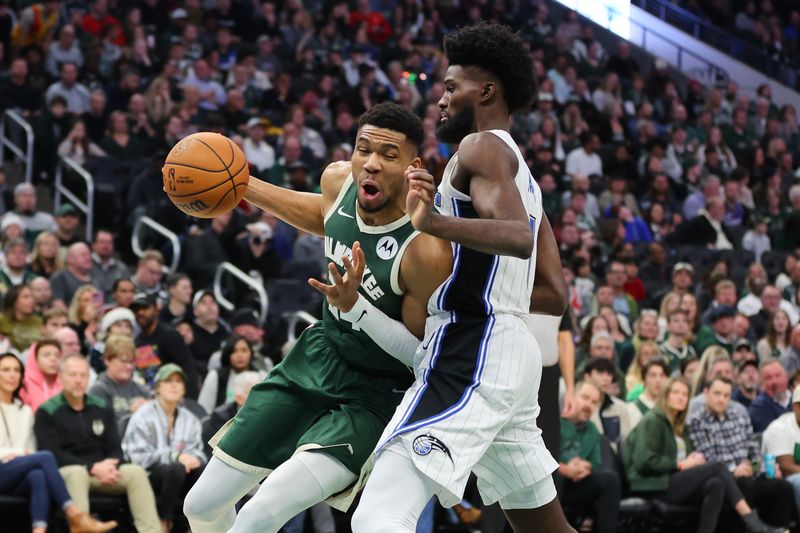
[443,22,537,113]
[358,102,424,152]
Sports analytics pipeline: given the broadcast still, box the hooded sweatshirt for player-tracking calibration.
[20,350,62,412]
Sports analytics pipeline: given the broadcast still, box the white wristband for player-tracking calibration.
[338,295,420,367]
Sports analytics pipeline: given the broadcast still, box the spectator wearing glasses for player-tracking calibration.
[89,334,149,424]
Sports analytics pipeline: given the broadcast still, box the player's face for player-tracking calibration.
[437,65,481,144]
[351,125,419,214]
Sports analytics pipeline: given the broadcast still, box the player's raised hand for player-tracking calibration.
[406,167,435,232]
[308,241,366,312]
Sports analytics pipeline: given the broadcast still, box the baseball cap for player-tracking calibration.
[709,305,737,323]
[192,288,216,308]
[672,262,694,276]
[287,160,309,172]
[130,292,157,309]
[538,91,554,102]
[735,338,753,351]
[170,8,188,20]
[793,384,800,404]
[154,363,186,385]
[737,359,758,373]
[230,308,260,329]
[56,203,79,217]
[247,222,273,242]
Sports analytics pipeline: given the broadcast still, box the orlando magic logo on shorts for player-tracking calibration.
[412,434,453,462]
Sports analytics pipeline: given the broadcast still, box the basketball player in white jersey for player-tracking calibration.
[326,22,574,533]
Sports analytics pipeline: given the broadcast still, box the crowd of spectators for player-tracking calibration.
[0,0,798,532]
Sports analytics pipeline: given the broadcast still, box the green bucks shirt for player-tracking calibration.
[321,175,420,377]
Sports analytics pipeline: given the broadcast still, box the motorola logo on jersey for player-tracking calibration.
[376,236,399,260]
[412,434,453,462]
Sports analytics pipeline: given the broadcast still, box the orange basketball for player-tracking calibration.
[162,132,250,219]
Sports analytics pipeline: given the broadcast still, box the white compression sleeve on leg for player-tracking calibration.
[229,451,356,533]
[337,294,420,367]
[352,447,439,533]
[184,456,265,533]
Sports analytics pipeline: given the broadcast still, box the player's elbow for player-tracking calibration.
[511,231,534,260]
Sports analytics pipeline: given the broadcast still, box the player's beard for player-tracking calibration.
[436,106,475,144]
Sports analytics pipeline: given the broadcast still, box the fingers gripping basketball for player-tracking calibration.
[163,132,250,218]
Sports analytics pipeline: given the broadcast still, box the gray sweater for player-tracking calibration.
[89,372,150,420]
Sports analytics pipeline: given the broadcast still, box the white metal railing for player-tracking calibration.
[131,216,181,273]
[0,110,34,183]
[213,262,269,324]
[54,156,94,242]
[285,311,317,344]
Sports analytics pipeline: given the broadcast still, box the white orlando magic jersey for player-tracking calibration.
[428,129,542,318]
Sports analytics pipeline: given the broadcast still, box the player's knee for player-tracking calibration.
[184,478,220,524]
[351,501,380,533]
[234,500,285,533]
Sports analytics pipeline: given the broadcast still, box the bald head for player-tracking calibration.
[66,243,92,276]
[54,327,81,356]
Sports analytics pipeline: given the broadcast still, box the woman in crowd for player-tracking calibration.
[88,334,149,427]
[0,285,43,353]
[68,285,100,354]
[88,306,136,373]
[0,352,116,533]
[198,335,265,414]
[57,120,106,167]
[28,232,64,279]
[623,309,660,370]
[680,356,700,383]
[680,292,702,337]
[575,314,610,365]
[598,305,632,365]
[624,376,781,533]
[756,309,791,361]
[625,340,661,399]
[691,346,732,398]
[20,340,62,411]
[123,364,206,533]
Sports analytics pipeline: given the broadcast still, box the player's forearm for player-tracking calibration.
[245,177,325,236]
[425,213,533,259]
[338,295,420,367]
[558,330,575,391]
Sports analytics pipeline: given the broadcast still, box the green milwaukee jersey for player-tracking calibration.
[321,174,419,377]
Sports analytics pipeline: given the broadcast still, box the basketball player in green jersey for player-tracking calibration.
[184,103,452,533]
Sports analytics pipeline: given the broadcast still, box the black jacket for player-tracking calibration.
[34,393,123,467]
[135,321,200,399]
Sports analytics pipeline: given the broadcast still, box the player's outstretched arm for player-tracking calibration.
[406,134,534,259]
[244,161,350,236]
[530,214,568,316]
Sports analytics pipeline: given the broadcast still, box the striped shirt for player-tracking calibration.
[687,405,758,469]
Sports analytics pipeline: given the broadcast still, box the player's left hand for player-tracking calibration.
[406,167,435,232]
[309,241,366,313]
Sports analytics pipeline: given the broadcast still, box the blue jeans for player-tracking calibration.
[0,451,73,528]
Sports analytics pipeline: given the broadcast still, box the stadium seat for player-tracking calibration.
[760,250,787,283]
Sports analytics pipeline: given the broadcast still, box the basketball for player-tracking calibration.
[162,132,250,219]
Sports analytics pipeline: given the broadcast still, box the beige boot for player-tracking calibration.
[67,511,117,533]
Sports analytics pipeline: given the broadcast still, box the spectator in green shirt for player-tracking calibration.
[556,381,621,533]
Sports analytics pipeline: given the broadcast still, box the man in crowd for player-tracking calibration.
[13,183,56,245]
[734,360,761,408]
[228,307,276,372]
[701,279,738,325]
[556,381,621,533]
[91,229,130,297]
[131,292,199,398]
[694,305,737,355]
[762,384,800,519]
[34,354,162,533]
[749,360,791,433]
[159,273,193,326]
[659,309,696,373]
[50,243,99,307]
[583,357,636,446]
[780,324,800,375]
[688,375,795,528]
[0,238,36,291]
[131,251,165,300]
[189,290,229,376]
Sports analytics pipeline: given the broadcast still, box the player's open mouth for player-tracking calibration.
[360,183,381,200]
[440,112,448,123]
